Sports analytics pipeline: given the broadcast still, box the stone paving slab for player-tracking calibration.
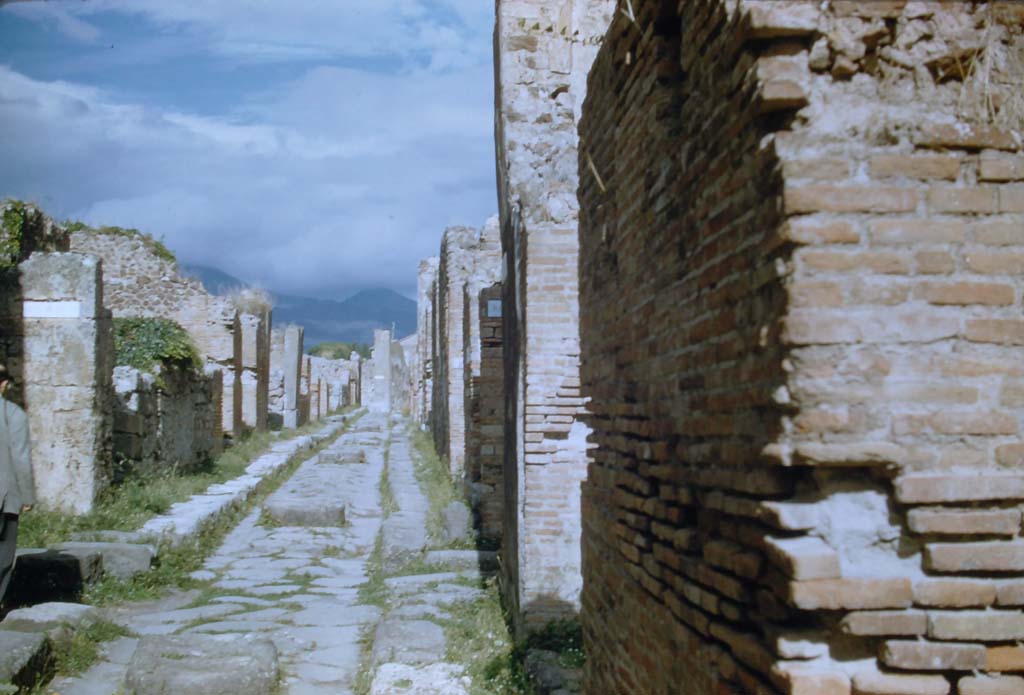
[262,458,349,527]
[124,634,279,695]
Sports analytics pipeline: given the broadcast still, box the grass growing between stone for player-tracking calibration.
[20,418,342,549]
[81,413,361,606]
[442,577,530,695]
[409,427,464,545]
[25,619,135,694]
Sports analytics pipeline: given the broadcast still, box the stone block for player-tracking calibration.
[1,602,100,641]
[881,640,986,671]
[789,578,913,610]
[764,536,841,580]
[925,541,1024,573]
[51,541,155,580]
[959,675,1024,695]
[124,634,279,695]
[908,508,1021,536]
[5,549,103,608]
[852,669,950,695]
[841,611,927,637]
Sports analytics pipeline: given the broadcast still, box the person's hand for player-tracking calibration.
[20,505,32,513]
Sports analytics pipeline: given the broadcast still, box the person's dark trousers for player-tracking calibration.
[0,512,18,605]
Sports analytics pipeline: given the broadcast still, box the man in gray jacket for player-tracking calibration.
[0,363,35,604]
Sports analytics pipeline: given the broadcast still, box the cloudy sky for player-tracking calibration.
[0,0,497,300]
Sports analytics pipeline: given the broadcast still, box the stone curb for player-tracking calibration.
[138,412,361,547]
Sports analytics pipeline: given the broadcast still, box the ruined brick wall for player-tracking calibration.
[461,217,504,538]
[112,364,220,476]
[469,282,505,541]
[434,226,476,476]
[578,1,1024,693]
[69,230,244,440]
[495,0,614,631]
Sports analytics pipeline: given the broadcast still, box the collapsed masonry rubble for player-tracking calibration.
[1,206,362,515]
[410,0,1024,693]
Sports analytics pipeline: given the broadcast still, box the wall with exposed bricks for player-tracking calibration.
[494,0,614,634]
[577,1,1024,693]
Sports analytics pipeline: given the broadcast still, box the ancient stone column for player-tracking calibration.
[20,253,113,514]
[282,325,303,428]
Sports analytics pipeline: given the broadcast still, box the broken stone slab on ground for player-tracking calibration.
[0,630,52,691]
[51,542,155,580]
[5,549,103,608]
[124,634,279,695]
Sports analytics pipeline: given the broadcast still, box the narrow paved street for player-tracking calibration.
[47,412,494,695]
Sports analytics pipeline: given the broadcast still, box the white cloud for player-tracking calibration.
[0,54,495,298]
[13,0,490,70]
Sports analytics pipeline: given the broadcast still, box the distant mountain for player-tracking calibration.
[181,263,416,347]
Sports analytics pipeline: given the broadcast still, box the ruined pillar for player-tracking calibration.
[239,310,269,432]
[20,253,113,514]
[415,258,439,425]
[494,0,614,632]
[370,328,391,413]
[435,227,476,479]
[283,325,303,428]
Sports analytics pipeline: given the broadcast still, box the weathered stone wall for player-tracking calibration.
[268,327,286,427]
[577,2,1024,694]
[1,203,71,406]
[308,354,352,413]
[112,364,220,476]
[414,257,439,426]
[69,230,246,440]
[494,0,614,632]
[20,253,113,514]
